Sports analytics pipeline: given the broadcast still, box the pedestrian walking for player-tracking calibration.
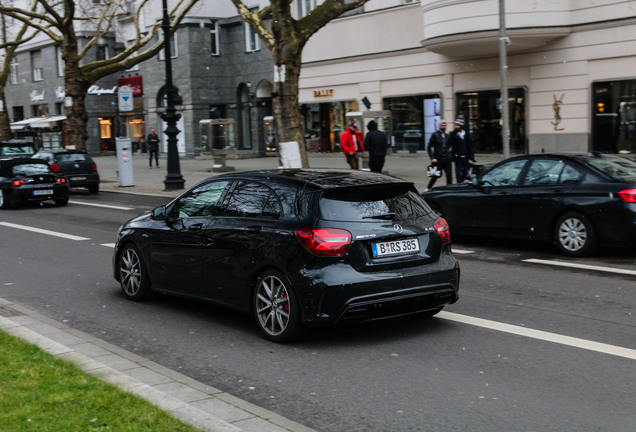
[450,115,476,182]
[340,122,364,170]
[363,120,389,173]
[147,128,160,168]
[426,119,453,190]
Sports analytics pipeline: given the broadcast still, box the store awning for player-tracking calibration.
[10,115,67,130]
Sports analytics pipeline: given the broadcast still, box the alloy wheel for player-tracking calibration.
[255,275,291,337]
[120,247,142,297]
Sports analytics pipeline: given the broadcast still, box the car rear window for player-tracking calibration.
[11,163,50,176]
[318,185,432,222]
[56,153,91,163]
[586,156,636,182]
[1,144,35,156]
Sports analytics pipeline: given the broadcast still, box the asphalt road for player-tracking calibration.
[1,191,635,432]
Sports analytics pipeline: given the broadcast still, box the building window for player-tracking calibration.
[10,58,19,84]
[96,45,109,61]
[592,79,636,155]
[159,33,178,60]
[211,21,220,55]
[56,46,65,77]
[245,23,260,52]
[384,94,441,153]
[456,88,526,154]
[12,106,25,122]
[298,0,317,17]
[31,50,43,81]
[32,104,48,117]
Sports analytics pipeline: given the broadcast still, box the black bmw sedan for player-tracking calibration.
[0,158,70,209]
[113,169,460,342]
[422,152,636,256]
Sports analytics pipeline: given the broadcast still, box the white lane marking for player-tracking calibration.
[101,243,116,248]
[0,221,90,241]
[523,258,636,276]
[69,200,134,211]
[439,311,636,360]
[452,249,475,254]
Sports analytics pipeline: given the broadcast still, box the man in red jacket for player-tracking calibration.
[340,122,364,169]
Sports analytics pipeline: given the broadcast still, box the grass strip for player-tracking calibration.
[0,329,203,432]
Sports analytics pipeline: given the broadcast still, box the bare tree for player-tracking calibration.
[0,0,200,149]
[0,0,40,140]
[231,0,370,167]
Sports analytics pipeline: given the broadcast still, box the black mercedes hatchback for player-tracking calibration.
[113,169,460,342]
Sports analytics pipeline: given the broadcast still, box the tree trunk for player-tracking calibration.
[62,36,89,150]
[0,87,11,140]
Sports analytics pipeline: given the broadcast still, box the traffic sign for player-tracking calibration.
[118,85,133,112]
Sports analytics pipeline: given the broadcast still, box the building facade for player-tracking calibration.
[4,0,636,158]
[299,0,636,156]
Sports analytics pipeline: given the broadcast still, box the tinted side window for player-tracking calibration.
[224,181,282,219]
[173,180,230,218]
[481,159,527,186]
[524,159,582,185]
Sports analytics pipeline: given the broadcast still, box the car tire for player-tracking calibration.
[55,197,69,206]
[0,190,9,209]
[554,212,596,257]
[118,243,152,301]
[88,184,99,194]
[254,270,305,343]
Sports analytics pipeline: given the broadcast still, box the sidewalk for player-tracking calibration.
[0,298,314,432]
[95,151,507,198]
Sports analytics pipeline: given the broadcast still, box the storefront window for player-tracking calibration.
[383,95,440,153]
[592,79,636,155]
[456,88,526,154]
[301,100,357,152]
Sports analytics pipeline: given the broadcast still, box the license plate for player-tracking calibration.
[71,176,87,181]
[33,189,53,196]
[372,238,420,258]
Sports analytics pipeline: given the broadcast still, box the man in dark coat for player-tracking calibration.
[363,120,388,173]
[426,119,452,190]
[147,128,160,168]
[450,115,476,183]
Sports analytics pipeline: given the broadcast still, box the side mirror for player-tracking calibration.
[151,205,167,220]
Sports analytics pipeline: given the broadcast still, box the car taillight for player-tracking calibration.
[295,228,352,257]
[50,163,61,172]
[434,217,451,244]
[618,189,636,203]
[12,179,25,187]
[91,162,97,170]
[56,177,67,184]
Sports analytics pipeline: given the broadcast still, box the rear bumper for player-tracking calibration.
[292,252,460,326]
[65,172,100,188]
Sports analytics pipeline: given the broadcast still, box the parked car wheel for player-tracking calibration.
[554,212,596,257]
[55,197,69,206]
[118,244,152,301]
[254,270,304,343]
[88,184,99,194]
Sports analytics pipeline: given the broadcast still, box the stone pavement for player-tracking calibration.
[2,150,506,432]
[94,150,507,198]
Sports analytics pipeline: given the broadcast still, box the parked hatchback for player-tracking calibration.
[33,149,100,193]
[422,152,636,256]
[0,158,69,208]
[113,169,460,342]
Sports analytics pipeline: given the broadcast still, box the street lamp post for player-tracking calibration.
[161,0,185,190]
[499,0,510,159]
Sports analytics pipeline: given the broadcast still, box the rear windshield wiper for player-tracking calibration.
[362,212,396,220]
